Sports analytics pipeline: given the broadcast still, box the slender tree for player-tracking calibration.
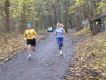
[4,0,10,32]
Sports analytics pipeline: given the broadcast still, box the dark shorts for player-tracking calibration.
[27,38,36,46]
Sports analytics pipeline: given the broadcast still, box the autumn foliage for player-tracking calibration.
[65,31,106,80]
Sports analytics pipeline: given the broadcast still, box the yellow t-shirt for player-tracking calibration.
[24,29,37,39]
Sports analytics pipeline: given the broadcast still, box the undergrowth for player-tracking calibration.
[65,30,106,80]
[76,25,92,36]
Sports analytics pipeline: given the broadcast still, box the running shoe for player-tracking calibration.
[60,50,63,55]
[27,54,32,60]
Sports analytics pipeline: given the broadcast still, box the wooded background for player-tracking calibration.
[0,0,106,33]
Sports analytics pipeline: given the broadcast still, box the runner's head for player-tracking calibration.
[27,23,32,29]
[57,23,60,26]
[56,23,61,28]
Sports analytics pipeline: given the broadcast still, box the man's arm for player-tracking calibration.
[33,29,38,37]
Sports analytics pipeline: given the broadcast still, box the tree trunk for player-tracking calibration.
[64,4,68,32]
[20,3,26,33]
[4,0,10,32]
[54,5,57,25]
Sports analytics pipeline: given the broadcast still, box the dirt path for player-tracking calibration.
[0,31,76,80]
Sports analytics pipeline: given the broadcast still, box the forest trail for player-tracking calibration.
[0,30,76,80]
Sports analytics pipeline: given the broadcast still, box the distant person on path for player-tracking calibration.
[24,23,38,60]
[54,23,65,55]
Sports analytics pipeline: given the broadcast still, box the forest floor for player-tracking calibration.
[0,30,79,80]
[0,29,105,80]
[65,28,106,80]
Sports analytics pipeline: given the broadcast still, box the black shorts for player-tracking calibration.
[27,38,36,46]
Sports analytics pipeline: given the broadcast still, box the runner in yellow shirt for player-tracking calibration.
[24,23,37,60]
